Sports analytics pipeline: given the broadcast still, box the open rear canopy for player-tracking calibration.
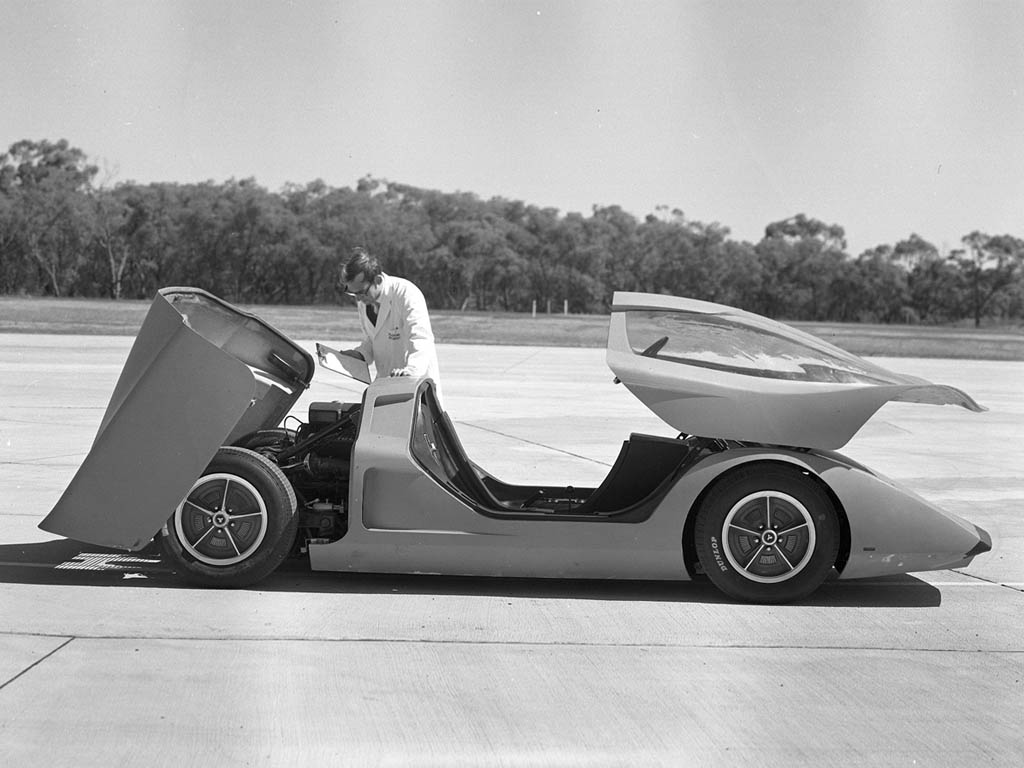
[606,292,984,450]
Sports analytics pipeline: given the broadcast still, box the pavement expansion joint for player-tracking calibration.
[0,636,74,692]
[456,420,614,465]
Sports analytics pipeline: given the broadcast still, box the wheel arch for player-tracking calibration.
[681,457,851,579]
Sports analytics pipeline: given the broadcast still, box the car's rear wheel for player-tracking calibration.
[160,446,298,587]
[694,465,839,604]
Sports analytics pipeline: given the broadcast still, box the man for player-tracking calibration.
[337,247,443,403]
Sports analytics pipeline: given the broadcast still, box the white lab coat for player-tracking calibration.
[352,273,443,403]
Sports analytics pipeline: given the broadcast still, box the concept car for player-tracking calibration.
[41,287,991,603]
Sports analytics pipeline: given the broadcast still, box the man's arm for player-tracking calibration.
[350,329,373,364]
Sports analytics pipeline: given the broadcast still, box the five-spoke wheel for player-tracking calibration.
[695,465,839,603]
[160,446,297,587]
[173,472,270,566]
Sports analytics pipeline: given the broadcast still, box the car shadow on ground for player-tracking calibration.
[0,538,173,588]
[0,538,942,608]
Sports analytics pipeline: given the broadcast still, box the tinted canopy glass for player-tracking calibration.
[624,310,903,386]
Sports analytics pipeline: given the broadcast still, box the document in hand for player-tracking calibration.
[315,343,372,384]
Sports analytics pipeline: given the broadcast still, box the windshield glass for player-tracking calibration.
[624,310,896,385]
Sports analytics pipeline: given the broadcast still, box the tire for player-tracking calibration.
[160,446,298,588]
[233,428,297,454]
[694,465,839,604]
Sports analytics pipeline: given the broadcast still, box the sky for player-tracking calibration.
[2,0,1022,256]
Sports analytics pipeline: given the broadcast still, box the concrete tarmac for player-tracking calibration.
[1,334,1022,767]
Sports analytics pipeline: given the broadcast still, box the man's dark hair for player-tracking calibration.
[342,246,382,283]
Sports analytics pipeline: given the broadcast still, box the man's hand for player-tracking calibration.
[389,367,412,377]
[316,343,363,364]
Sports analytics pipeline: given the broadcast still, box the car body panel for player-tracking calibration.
[310,378,694,580]
[678,448,990,579]
[607,292,984,450]
[308,377,990,581]
[39,288,313,549]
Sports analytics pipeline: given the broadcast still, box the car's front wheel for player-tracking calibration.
[694,465,839,604]
[160,446,298,587]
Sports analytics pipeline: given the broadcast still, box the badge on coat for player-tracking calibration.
[388,329,401,340]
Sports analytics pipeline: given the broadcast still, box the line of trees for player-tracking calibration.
[2,139,1022,325]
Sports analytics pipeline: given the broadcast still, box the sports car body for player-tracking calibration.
[41,287,991,603]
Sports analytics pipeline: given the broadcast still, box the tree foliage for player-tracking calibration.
[2,139,1023,325]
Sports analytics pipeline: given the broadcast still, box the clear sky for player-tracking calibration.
[2,0,1022,255]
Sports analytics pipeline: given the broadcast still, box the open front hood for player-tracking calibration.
[607,293,984,450]
[40,288,314,550]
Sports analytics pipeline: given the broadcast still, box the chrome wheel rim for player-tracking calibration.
[174,473,268,566]
[722,491,816,583]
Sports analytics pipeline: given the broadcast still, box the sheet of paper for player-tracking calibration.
[315,342,372,384]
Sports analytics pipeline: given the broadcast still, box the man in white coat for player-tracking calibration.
[338,248,443,404]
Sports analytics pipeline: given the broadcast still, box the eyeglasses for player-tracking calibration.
[339,277,375,299]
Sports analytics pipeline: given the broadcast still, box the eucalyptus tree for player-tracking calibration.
[0,139,98,296]
[832,246,910,322]
[953,232,1024,327]
[755,214,848,320]
[907,256,965,324]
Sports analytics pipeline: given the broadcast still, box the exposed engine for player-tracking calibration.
[234,401,361,547]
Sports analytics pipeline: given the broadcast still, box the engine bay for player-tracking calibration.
[234,401,361,548]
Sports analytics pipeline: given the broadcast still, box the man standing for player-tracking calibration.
[337,247,443,403]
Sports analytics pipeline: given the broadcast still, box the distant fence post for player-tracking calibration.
[532,300,537,318]
[563,299,568,315]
